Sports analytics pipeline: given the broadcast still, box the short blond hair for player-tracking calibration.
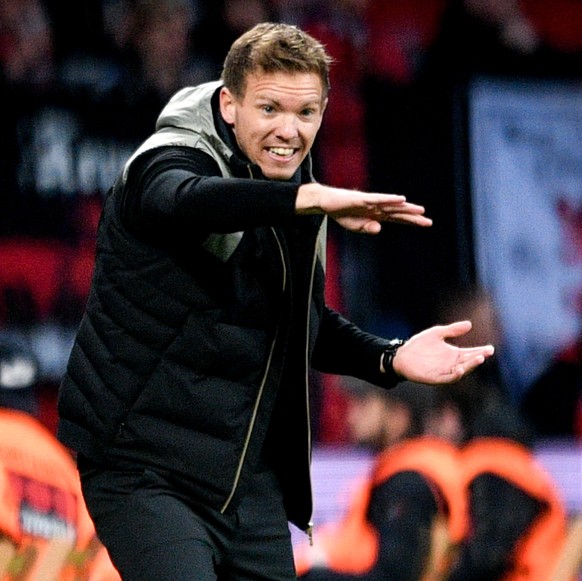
[221,22,332,99]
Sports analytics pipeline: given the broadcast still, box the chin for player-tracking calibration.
[259,158,301,181]
[264,169,297,181]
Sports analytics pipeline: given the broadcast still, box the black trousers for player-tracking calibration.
[78,458,297,581]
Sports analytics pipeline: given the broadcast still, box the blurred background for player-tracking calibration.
[1,0,581,450]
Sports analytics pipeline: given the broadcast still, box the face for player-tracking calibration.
[220,70,327,180]
[424,403,465,446]
[346,395,412,451]
[346,396,387,449]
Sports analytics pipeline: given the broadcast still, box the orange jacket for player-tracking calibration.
[0,408,119,581]
[294,437,467,577]
[459,438,570,581]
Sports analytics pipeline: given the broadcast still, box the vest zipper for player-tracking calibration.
[238,161,318,543]
[220,168,287,514]
[302,230,320,542]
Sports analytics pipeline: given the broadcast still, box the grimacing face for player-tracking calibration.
[219,70,327,180]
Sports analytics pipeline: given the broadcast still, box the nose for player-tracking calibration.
[275,114,299,140]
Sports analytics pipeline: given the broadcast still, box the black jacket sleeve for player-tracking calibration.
[311,305,399,388]
[121,146,299,237]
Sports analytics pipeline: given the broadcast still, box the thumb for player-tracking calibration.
[363,220,382,234]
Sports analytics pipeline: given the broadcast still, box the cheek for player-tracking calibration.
[239,121,264,146]
[303,125,321,146]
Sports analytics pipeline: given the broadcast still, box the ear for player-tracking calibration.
[219,87,236,125]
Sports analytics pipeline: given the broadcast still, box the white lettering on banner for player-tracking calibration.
[15,107,136,198]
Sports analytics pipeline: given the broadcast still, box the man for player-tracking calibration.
[294,381,466,581]
[57,22,494,580]
[425,384,571,580]
[0,336,119,580]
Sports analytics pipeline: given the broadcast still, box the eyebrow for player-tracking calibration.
[256,96,323,109]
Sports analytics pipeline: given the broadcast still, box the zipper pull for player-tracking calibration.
[306,522,314,546]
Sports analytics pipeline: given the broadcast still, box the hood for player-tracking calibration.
[123,80,233,182]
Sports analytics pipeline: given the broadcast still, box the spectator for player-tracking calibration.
[359,0,580,338]
[0,0,67,238]
[197,0,278,69]
[294,380,466,580]
[0,336,119,580]
[520,0,582,56]
[0,334,39,416]
[426,385,572,580]
[358,0,454,334]
[431,284,507,402]
[95,0,219,141]
[522,334,582,440]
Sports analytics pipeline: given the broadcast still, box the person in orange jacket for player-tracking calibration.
[426,383,572,581]
[0,335,120,581]
[294,380,467,580]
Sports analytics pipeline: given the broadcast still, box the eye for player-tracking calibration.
[300,107,317,118]
[261,104,275,114]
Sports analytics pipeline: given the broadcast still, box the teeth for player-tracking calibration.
[269,147,294,156]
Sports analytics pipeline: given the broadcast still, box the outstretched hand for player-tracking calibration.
[392,321,495,385]
[296,183,432,233]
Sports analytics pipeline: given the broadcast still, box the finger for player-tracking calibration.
[456,354,487,375]
[364,194,407,206]
[362,220,382,234]
[454,350,494,373]
[337,217,382,234]
[448,354,487,381]
[460,345,495,358]
[440,320,473,338]
[383,213,433,227]
[379,202,426,213]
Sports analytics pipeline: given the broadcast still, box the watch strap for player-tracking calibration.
[381,339,406,375]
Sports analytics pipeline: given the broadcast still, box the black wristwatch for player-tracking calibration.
[381,338,406,374]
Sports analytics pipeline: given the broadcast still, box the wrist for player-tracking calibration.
[296,183,322,215]
[381,339,406,376]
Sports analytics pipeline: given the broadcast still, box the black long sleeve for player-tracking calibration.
[312,306,397,388]
[122,146,299,237]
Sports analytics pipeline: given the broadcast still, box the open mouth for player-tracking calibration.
[267,146,297,158]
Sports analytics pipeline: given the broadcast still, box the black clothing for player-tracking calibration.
[448,474,543,580]
[299,471,438,581]
[522,358,582,438]
[369,471,439,581]
[57,81,397,544]
[78,456,296,581]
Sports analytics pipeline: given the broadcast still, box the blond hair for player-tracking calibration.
[221,22,332,99]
